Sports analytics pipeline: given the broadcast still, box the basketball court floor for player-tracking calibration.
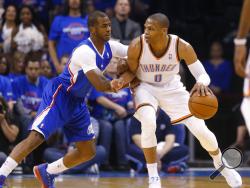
[3,168,250,188]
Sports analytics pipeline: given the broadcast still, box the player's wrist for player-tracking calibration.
[197,74,210,86]
[234,38,247,46]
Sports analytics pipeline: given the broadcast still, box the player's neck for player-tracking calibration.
[69,9,81,17]
[90,36,105,55]
[149,36,169,57]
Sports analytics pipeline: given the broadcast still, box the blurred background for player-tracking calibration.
[0,0,249,175]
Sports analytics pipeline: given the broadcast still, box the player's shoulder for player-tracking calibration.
[169,34,179,40]
[73,43,96,58]
[129,35,143,50]
[176,36,192,53]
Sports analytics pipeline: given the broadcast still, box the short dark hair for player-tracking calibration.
[63,0,86,18]
[88,11,108,28]
[148,13,170,28]
[24,52,41,67]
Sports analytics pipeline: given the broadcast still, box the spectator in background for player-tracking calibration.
[59,54,70,74]
[86,0,95,14]
[8,51,25,82]
[0,4,18,53]
[111,0,141,45]
[12,54,48,138]
[203,41,233,95]
[88,85,133,171]
[11,5,47,54]
[0,54,10,76]
[49,0,89,74]
[0,75,13,103]
[0,0,4,23]
[40,59,53,79]
[0,96,20,166]
[127,110,189,173]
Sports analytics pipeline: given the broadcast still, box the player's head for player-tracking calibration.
[144,13,170,44]
[88,11,111,42]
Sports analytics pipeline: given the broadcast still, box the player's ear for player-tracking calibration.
[89,26,95,34]
[162,27,168,34]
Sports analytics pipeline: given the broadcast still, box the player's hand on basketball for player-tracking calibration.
[234,45,247,78]
[115,106,127,118]
[110,79,125,92]
[190,83,213,97]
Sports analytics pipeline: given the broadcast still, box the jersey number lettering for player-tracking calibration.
[154,74,162,82]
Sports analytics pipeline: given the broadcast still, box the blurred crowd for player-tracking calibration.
[0,0,249,175]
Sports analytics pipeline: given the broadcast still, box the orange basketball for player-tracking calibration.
[188,94,218,120]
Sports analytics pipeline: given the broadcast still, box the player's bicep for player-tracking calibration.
[73,46,98,73]
[178,39,198,65]
[127,37,141,73]
[109,40,128,58]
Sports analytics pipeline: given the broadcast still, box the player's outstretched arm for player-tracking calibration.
[85,69,122,92]
[111,37,142,91]
[234,0,250,78]
[178,39,212,96]
[73,45,123,92]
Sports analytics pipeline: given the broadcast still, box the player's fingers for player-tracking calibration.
[207,87,214,95]
[200,85,205,96]
[190,86,197,96]
[204,86,211,96]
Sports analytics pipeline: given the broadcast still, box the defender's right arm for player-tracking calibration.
[71,45,120,92]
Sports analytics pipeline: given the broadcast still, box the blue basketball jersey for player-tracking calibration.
[30,38,127,141]
[58,38,112,98]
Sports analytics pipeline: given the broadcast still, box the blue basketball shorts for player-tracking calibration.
[30,79,95,142]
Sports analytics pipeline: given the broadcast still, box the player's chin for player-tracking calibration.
[104,35,111,41]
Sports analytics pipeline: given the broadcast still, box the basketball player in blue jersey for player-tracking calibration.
[0,11,127,188]
[113,13,242,188]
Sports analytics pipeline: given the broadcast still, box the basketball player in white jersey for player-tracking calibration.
[234,0,250,142]
[113,13,242,188]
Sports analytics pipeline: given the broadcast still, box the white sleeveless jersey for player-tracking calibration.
[136,34,181,86]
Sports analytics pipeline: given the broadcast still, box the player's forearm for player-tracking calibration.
[188,60,211,86]
[237,0,250,38]
[94,75,115,92]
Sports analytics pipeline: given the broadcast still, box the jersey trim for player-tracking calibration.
[32,84,62,127]
[138,36,143,62]
[135,103,157,112]
[176,37,180,61]
[66,59,75,92]
[148,34,171,60]
[137,36,143,71]
[171,114,193,124]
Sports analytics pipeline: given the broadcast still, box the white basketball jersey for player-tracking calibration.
[136,34,181,85]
